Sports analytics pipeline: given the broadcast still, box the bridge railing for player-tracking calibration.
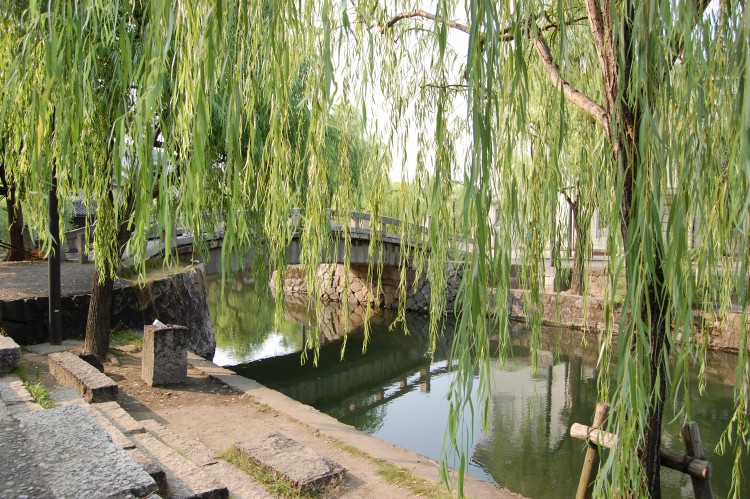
[288,208,474,256]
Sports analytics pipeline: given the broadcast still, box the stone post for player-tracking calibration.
[141,324,190,386]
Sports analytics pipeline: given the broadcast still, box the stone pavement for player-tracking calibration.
[0,260,128,301]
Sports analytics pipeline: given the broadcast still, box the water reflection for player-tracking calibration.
[208,279,746,499]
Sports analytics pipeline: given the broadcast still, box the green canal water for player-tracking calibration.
[208,278,747,498]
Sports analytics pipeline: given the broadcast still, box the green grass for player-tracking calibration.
[332,441,449,498]
[111,329,143,347]
[13,364,55,409]
[222,448,345,498]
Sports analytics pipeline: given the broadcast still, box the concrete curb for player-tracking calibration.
[187,354,523,499]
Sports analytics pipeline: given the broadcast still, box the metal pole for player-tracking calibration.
[49,162,62,345]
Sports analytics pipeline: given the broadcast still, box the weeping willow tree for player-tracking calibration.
[343,1,749,497]
[2,0,749,497]
[0,1,373,357]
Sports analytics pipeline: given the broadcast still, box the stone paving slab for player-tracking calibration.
[132,432,228,499]
[0,336,21,374]
[0,407,54,498]
[27,340,83,355]
[17,404,156,498]
[0,261,126,301]
[235,433,346,490]
[48,351,118,402]
[0,375,42,417]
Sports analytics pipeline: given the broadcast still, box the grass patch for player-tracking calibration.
[373,459,444,497]
[332,440,449,498]
[221,448,345,498]
[255,402,275,414]
[111,329,143,347]
[13,364,54,409]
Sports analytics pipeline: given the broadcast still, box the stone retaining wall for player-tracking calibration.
[273,266,747,354]
[0,265,215,357]
[270,263,462,314]
[508,289,748,353]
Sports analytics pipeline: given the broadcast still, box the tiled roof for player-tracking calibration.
[71,200,96,217]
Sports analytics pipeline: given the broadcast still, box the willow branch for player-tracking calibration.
[380,9,588,42]
[533,34,610,133]
[421,83,468,92]
[381,10,469,34]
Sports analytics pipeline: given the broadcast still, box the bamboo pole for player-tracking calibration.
[575,402,610,499]
[570,424,713,480]
[682,422,714,499]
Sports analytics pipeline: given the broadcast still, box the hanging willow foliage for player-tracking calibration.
[343,1,749,497]
[1,0,749,497]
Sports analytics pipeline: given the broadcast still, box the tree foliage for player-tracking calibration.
[1,0,749,497]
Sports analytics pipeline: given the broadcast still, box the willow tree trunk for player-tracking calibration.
[568,203,586,295]
[1,163,32,262]
[617,103,670,499]
[82,218,132,358]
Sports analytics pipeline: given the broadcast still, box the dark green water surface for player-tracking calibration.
[208,278,746,498]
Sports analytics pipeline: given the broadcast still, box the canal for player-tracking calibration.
[208,277,746,498]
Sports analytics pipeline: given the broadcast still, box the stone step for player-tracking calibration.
[52,387,264,497]
[0,375,42,418]
[141,420,270,499]
[129,447,170,497]
[74,396,168,497]
[16,404,156,497]
[87,404,138,450]
[93,400,147,435]
[132,432,229,499]
[48,351,118,402]
[203,460,273,499]
[49,385,86,407]
[0,336,21,374]
[235,433,346,491]
[143,420,218,466]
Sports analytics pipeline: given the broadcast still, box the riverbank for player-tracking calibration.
[17,337,520,499]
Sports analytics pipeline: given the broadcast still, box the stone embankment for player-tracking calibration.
[273,264,748,353]
[0,264,215,358]
[271,262,463,313]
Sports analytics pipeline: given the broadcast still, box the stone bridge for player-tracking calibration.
[168,210,470,269]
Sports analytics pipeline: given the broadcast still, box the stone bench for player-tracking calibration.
[0,336,21,374]
[48,352,118,403]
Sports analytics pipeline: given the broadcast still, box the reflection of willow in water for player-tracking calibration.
[207,278,302,363]
[472,351,600,499]
[210,284,747,499]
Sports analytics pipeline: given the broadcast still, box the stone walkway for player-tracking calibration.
[15,343,523,499]
[0,261,123,301]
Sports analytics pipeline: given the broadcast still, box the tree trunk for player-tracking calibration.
[83,261,116,357]
[4,193,28,261]
[569,203,586,295]
[618,106,670,499]
[2,163,32,262]
[82,215,132,358]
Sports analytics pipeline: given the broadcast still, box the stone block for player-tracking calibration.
[79,352,105,372]
[142,324,190,386]
[48,351,118,403]
[17,404,156,497]
[235,433,345,490]
[0,335,21,374]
